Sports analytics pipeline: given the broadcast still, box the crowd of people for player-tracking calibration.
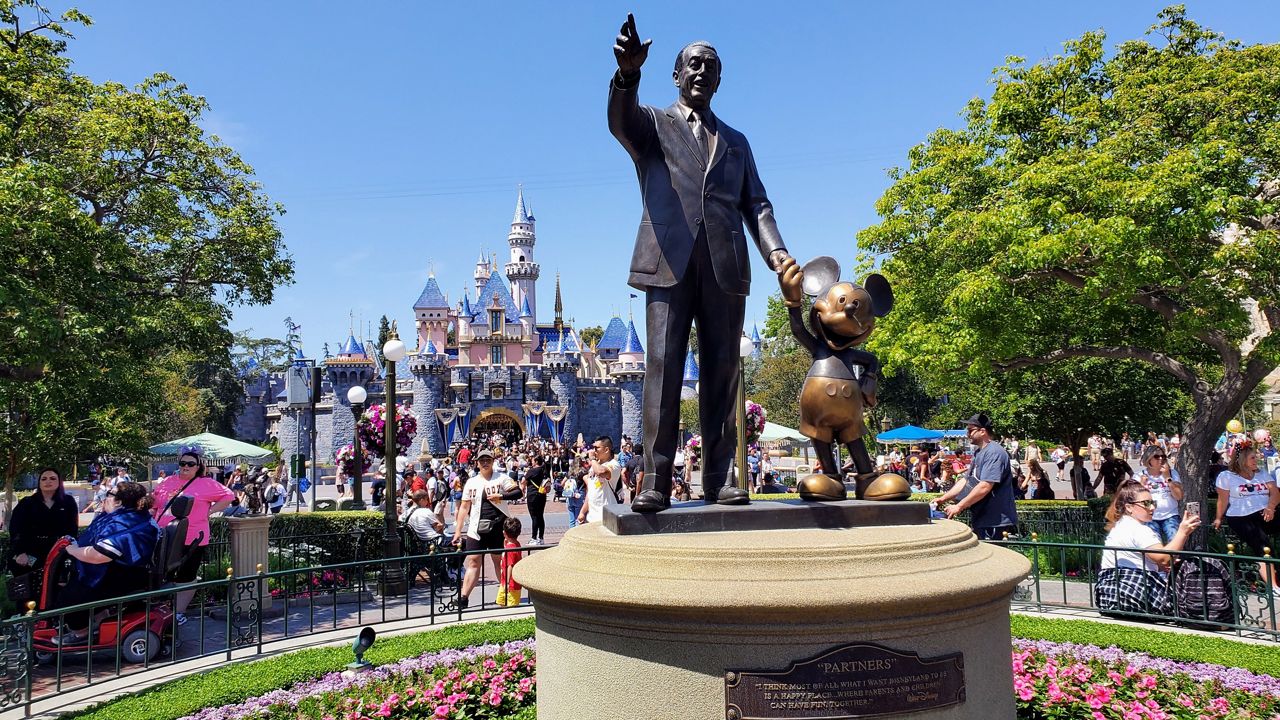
[6,418,1277,635]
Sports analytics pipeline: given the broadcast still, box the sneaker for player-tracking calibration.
[50,629,88,646]
[458,596,469,610]
[175,613,189,626]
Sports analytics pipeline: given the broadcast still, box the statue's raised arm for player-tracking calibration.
[613,13,651,77]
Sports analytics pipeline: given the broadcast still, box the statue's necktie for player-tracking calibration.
[691,111,709,160]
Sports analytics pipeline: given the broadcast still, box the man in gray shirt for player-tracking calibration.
[945,413,1018,540]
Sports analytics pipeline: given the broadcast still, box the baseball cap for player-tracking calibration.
[961,413,993,431]
[475,449,495,460]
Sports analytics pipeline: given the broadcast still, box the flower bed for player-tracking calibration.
[178,635,1280,720]
[181,639,535,720]
[1013,639,1280,719]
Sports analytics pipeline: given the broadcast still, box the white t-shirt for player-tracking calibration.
[1139,468,1181,520]
[461,472,513,540]
[400,504,442,541]
[1215,469,1275,517]
[1102,516,1163,572]
[585,459,622,524]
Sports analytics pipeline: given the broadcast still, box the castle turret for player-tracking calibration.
[505,187,540,324]
[553,273,564,332]
[325,335,375,465]
[473,250,491,288]
[545,327,580,441]
[750,324,763,360]
[611,318,645,444]
[409,349,448,459]
[276,348,315,465]
[413,272,449,352]
[682,348,699,396]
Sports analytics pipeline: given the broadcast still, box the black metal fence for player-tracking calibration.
[0,542,548,717]
[993,537,1279,643]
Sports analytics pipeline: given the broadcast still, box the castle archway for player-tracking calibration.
[471,407,524,438]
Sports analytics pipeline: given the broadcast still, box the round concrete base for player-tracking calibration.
[514,518,1029,720]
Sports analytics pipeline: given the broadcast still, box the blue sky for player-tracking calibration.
[63,1,1280,355]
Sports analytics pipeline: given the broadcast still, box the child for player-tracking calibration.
[496,516,523,607]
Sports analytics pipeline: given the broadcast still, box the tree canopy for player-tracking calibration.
[0,1,291,482]
[859,6,1280,510]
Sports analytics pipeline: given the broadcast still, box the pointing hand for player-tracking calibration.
[614,13,651,75]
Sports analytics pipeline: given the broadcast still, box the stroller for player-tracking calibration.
[30,496,202,664]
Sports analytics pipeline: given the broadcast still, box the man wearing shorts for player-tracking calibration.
[452,449,521,609]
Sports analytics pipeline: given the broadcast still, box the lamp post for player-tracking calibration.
[735,334,754,492]
[881,417,893,434]
[347,386,367,510]
[380,333,408,596]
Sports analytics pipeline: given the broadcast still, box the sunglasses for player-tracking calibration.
[1127,499,1157,509]
[105,492,118,499]
[178,461,199,468]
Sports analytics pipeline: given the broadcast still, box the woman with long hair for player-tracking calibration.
[1095,480,1199,615]
[152,447,234,625]
[1213,441,1280,598]
[1027,462,1055,500]
[1137,444,1183,543]
[8,468,79,574]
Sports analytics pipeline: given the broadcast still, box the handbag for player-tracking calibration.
[6,571,36,604]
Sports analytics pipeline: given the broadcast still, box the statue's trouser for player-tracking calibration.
[641,232,745,499]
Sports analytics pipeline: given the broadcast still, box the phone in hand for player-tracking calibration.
[1186,501,1200,516]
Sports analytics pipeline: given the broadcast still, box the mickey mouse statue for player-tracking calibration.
[777,256,911,502]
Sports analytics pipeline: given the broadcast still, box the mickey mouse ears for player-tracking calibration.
[801,256,840,296]
[800,256,894,317]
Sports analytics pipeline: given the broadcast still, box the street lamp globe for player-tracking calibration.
[739,334,754,359]
[383,338,407,363]
[680,385,697,401]
[347,385,368,404]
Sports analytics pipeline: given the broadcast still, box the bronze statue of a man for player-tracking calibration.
[609,13,793,513]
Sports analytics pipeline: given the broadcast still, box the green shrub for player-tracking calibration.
[63,617,536,720]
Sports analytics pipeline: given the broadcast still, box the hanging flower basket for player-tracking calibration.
[745,400,767,446]
[356,402,417,458]
[334,443,371,477]
[685,434,701,461]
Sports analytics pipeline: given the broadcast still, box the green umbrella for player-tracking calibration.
[148,432,275,463]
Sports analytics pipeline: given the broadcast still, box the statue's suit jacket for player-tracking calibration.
[607,72,785,295]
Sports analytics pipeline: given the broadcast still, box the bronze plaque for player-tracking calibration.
[725,643,964,719]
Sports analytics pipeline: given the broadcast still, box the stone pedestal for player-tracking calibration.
[227,514,274,612]
[515,507,1029,720]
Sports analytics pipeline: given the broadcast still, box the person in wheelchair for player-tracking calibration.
[52,481,160,644]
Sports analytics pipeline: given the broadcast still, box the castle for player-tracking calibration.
[233,189,650,465]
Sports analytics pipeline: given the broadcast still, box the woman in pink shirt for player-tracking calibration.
[152,447,234,625]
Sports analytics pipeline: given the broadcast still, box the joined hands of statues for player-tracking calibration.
[614,13,652,75]
[777,254,803,307]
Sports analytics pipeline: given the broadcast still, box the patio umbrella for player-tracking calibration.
[759,421,806,442]
[148,432,275,463]
[875,425,945,444]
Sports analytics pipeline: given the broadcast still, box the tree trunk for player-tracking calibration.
[1179,390,1249,550]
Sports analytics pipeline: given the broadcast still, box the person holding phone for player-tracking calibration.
[1096,481,1200,615]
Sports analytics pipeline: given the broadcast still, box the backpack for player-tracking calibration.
[1172,556,1235,628]
[264,484,280,504]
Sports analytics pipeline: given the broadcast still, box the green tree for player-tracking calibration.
[579,325,603,350]
[376,315,391,362]
[0,2,291,506]
[929,359,1193,482]
[860,7,1280,510]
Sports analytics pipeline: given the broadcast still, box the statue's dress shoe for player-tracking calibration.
[631,490,670,513]
[857,472,911,501]
[715,485,750,505]
[797,473,846,501]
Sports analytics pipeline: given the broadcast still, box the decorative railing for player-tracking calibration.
[0,543,549,717]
